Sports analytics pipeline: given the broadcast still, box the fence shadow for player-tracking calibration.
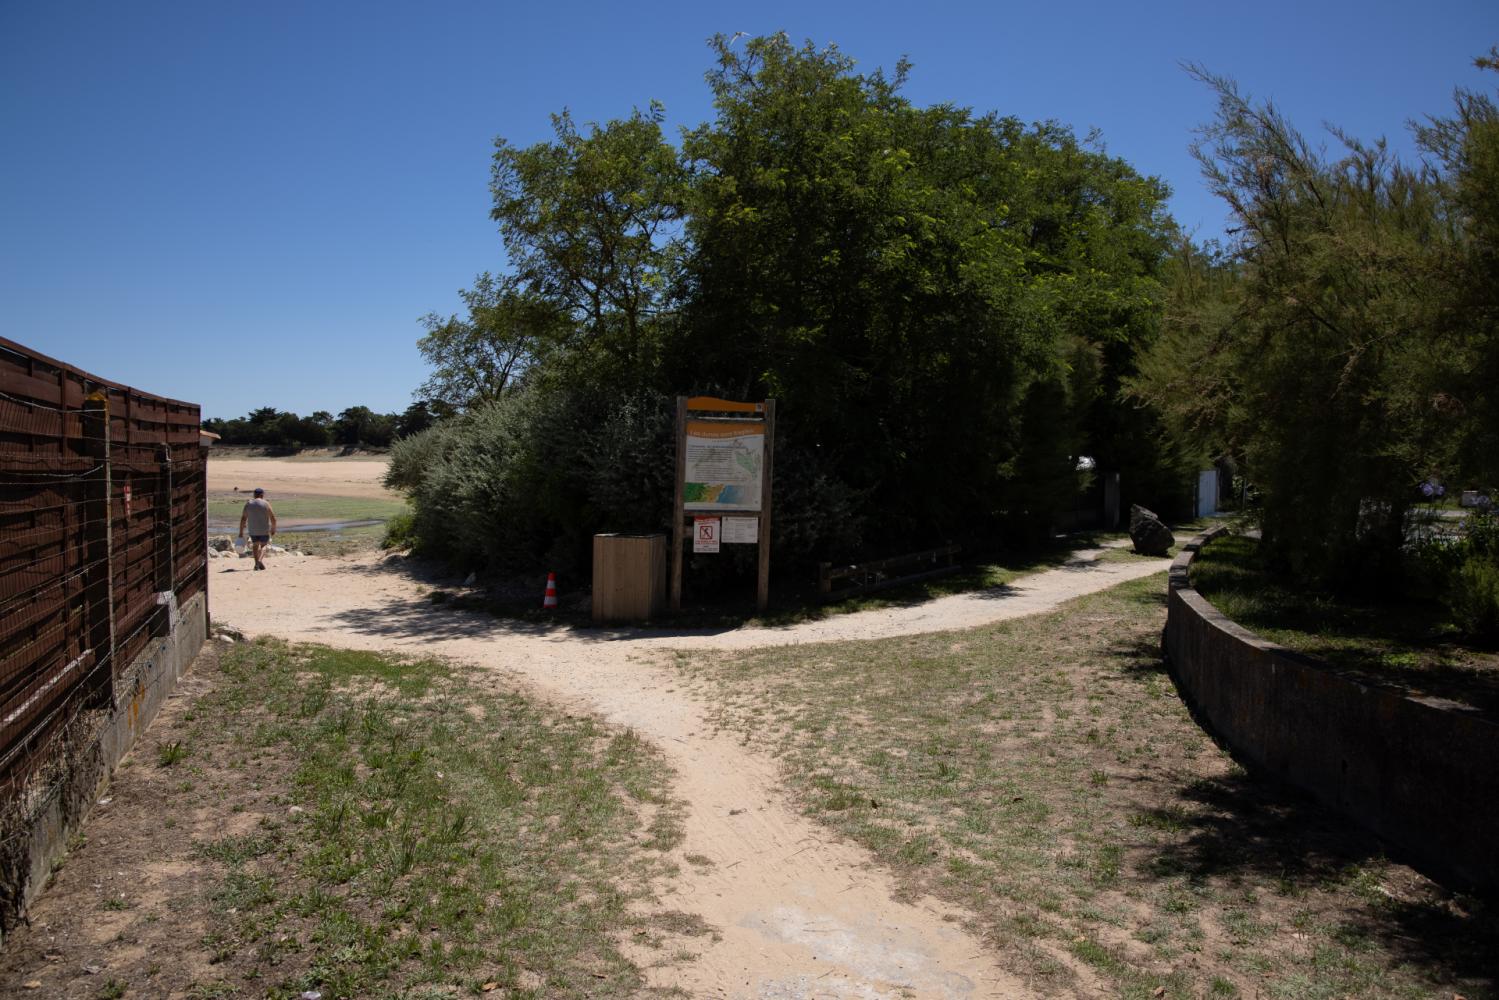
[1146,768,1497,989]
[1110,630,1498,992]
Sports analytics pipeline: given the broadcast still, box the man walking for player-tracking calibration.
[237,487,277,571]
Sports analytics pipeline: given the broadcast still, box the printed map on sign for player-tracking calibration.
[683,419,763,511]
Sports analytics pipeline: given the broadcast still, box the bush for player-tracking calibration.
[1443,512,1499,643]
[1450,556,1499,643]
[381,511,416,550]
[385,422,462,492]
[385,373,897,579]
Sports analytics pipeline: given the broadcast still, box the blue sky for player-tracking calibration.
[2,1,1493,420]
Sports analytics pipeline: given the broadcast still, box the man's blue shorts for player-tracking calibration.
[250,534,270,544]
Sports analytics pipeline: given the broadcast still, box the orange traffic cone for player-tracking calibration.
[542,572,558,610]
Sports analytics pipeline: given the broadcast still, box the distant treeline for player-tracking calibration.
[203,403,438,449]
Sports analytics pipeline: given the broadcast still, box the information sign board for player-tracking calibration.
[683,420,764,511]
[722,516,759,544]
[671,396,775,612]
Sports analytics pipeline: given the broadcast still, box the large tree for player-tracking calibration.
[675,34,1174,543]
[402,34,1180,572]
[1133,56,1499,584]
[491,106,687,371]
[415,272,562,412]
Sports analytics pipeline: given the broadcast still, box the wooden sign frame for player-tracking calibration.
[670,395,775,612]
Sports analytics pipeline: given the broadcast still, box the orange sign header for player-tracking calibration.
[686,419,765,439]
[686,396,764,414]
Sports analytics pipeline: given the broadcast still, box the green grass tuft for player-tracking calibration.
[174,638,694,998]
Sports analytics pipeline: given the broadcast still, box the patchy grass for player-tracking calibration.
[768,518,1215,626]
[156,740,189,767]
[273,522,391,557]
[207,494,409,557]
[206,494,407,526]
[172,639,693,998]
[1191,534,1499,713]
[663,529,1151,631]
[672,575,1497,999]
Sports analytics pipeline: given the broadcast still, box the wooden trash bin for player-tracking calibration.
[592,533,666,623]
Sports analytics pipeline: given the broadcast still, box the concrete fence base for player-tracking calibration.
[0,592,207,939]
[1164,530,1499,893]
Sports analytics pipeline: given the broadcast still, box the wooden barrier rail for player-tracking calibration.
[818,544,960,601]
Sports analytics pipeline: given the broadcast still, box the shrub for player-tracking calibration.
[1446,512,1499,643]
[381,511,416,550]
[385,421,462,492]
[1451,555,1499,644]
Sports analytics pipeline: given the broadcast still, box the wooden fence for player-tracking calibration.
[818,544,961,601]
[0,336,206,792]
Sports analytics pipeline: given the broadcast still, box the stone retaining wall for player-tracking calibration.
[1164,529,1499,892]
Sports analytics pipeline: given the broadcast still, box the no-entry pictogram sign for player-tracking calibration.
[693,516,721,553]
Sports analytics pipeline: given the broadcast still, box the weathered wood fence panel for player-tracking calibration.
[0,337,206,793]
[818,544,961,601]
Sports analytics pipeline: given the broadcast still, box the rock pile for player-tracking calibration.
[205,538,308,560]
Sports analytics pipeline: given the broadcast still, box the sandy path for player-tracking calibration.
[209,549,1169,998]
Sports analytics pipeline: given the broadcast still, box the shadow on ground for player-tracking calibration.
[1151,769,1496,991]
[1108,631,1499,995]
[322,576,742,645]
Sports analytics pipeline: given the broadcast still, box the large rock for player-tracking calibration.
[1129,504,1175,556]
[209,534,236,552]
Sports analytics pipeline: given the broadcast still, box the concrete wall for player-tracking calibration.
[1165,530,1499,892]
[1,591,206,940]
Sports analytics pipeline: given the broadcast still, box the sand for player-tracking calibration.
[208,477,1170,1000]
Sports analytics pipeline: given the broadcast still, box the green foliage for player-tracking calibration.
[407,34,1180,573]
[491,104,686,368]
[333,406,396,448]
[1447,512,1499,643]
[415,272,562,412]
[673,34,1174,545]
[384,420,461,493]
[1451,556,1499,643]
[380,510,416,550]
[393,387,556,570]
[394,400,437,438]
[1133,54,1499,587]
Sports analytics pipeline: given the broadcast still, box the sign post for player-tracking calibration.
[671,396,775,612]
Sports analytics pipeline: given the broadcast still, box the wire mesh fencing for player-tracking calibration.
[0,336,206,796]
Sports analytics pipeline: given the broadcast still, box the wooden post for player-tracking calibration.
[756,398,775,612]
[198,439,210,629]
[152,444,174,636]
[81,390,115,707]
[669,395,687,612]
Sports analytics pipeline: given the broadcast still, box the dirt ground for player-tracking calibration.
[0,649,241,999]
[205,455,397,501]
[5,455,1183,998]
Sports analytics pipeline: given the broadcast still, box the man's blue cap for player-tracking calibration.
[253,488,265,496]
